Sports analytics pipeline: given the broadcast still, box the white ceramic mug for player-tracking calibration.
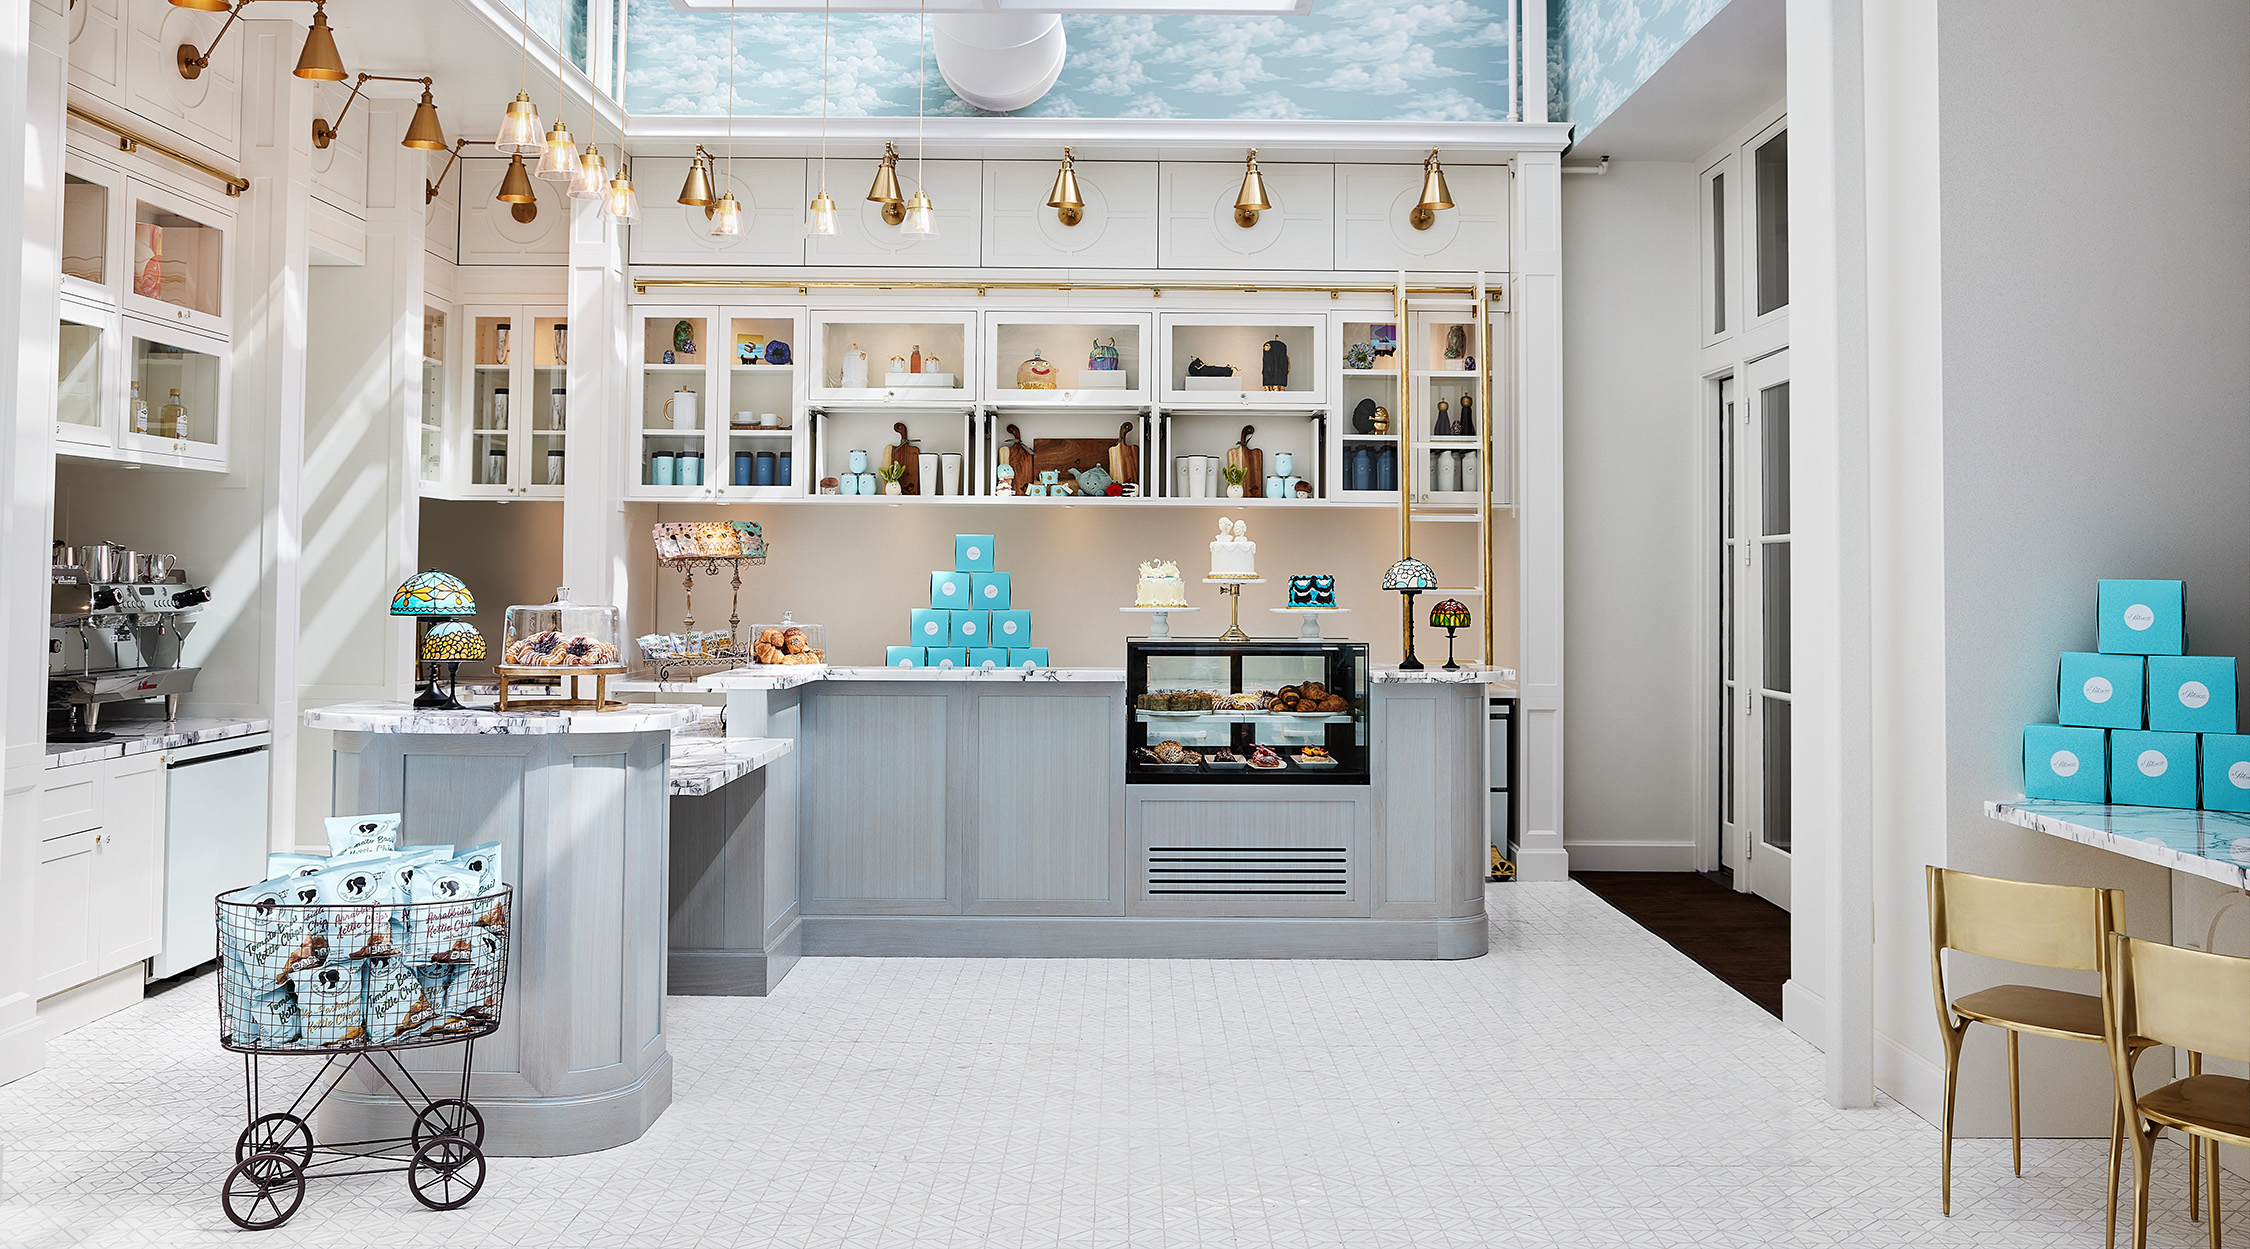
[939,453,962,497]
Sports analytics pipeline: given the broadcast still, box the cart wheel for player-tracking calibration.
[412,1098,485,1150]
[221,1151,306,1230]
[235,1112,314,1169]
[408,1135,485,1211]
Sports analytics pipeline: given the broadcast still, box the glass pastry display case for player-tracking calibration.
[500,589,623,669]
[1125,640,1369,785]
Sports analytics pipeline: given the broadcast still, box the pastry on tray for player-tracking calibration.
[1149,740,1199,765]
[503,630,619,667]
[1249,745,1285,769]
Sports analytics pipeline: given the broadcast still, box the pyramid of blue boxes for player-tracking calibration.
[2024,579,2250,811]
[886,534,1049,670]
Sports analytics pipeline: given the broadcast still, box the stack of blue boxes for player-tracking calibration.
[886,534,1049,670]
[2024,579,2250,811]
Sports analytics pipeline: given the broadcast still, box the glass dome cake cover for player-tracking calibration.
[501,587,622,668]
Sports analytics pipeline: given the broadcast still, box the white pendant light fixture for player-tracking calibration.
[535,0,579,182]
[494,0,543,154]
[710,10,742,237]
[805,0,838,236]
[899,0,937,238]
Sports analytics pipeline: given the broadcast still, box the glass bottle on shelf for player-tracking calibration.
[161,389,186,439]
[129,382,150,435]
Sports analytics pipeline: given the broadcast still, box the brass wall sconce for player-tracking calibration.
[677,145,716,209]
[1409,148,1454,231]
[498,151,538,223]
[867,141,904,226]
[314,74,445,151]
[176,0,348,82]
[425,137,468,203]
[1047,146,1083,226]
[1234,149,1270,228]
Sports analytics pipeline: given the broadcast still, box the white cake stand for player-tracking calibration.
[1203,576,1265,642]
[1120,605,1199,639]
[1271,606,1350,641]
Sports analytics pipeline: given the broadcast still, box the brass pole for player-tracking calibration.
[68,105,249,197]
[1396,275,1413,663]
[1477,272,1493,667]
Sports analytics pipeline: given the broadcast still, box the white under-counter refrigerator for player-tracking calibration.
[152,735,270,978]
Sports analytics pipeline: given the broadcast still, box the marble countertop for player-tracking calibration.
[699,665,1518,689]
[1986,799,2250,890]
[305,701,700,735]
[44,717,272,769]
[668,711,792,797]
[1371,667,1517,685]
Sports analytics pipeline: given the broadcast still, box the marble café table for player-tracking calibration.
[301,700,700,1157]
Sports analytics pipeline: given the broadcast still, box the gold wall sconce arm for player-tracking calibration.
[176,0,347,82]
[314,74,436,150]
[425,137,470,204]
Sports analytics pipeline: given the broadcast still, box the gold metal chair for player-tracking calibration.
[1928,866,2142,1241]
[2104,931,2250,1249]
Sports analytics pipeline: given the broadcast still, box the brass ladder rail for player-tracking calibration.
[67,105,250,198]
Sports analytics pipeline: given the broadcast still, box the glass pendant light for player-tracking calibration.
[534,0,578,181]
[494,0,543,154]
[898,0,936,238]
[711,12,742,238]
[607,164,641,224]
[573,143,609,199]
[806,0,838,235]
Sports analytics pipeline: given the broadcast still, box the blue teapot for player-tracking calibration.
[1070,466,1114,496]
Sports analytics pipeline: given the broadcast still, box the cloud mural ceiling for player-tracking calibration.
[1548,0,1731,136]
[621,0,1514,121]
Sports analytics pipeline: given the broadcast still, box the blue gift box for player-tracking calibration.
[1010,647,1050,670]
[990,609,1032,644]
[930,571,970,610]
[2057,652,2144,730]
[2098,579,2186,656]
[910,608,950,644]
[2109,729,2199,808]
[955,535,995,573]
[949,610,990,647]
[967,648,1009,670]
[972,572,1012,610]
[2200,734,2250,813]
[2146,655,2237,734]
[886,646,925,669]
[2023,725,2108,802]
[925,647,967,670]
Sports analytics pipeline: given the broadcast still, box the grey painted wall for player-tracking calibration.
[1560,159,1704,867]
[1934,0,2250,1134]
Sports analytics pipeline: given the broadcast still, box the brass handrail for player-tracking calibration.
[633,276,1505,300]
[68,105,250,198]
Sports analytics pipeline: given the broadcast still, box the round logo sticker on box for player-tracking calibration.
[2124,603,2155,631]
[2083,677,2114,703]
[2139,749,2169,777]
[983,584,1000,600]
[2230,760,2250,790]
[1001,620,1019,636]
[2180,681,2210,709]
[922,620,942,636]
[964,544,984,562]
[941,578,959,596]
[2050,750,2081,777]
[962,620,979,637]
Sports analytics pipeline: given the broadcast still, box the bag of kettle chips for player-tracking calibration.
[405,864,483,959]
[365,953,442,1041]
[436,927,506,1029]
[289,958,369,1048]
[298,859,400,961]
[223,984,302,1049]
[451,842,502,896]
[221,879,328,987]
[324,812,402,859]
[266,851,329,880]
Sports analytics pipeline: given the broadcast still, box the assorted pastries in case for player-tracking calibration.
[501,589,622,668]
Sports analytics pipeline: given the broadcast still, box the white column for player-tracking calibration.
[0,0,67,1092]
[1510,150,1567,880]
[1519,0,1548,123]
[563,194,626,603]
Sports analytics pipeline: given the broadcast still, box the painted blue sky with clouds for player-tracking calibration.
[620,0,1514,121]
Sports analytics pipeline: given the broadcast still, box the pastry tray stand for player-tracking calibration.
[491,664,626,711]
[1202,577,1265,643]
[651,553,767,679]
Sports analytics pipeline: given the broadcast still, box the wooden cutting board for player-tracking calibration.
[1001,424,1034,486]
[1107,421,1139,487]
[1031,437,1118,484]
[1224,425,1262,489]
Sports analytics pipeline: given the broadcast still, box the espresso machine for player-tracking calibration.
[49,541,210,738]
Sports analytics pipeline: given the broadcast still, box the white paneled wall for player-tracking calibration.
[628,157,806,267]
[1158,161,1334,271]
[1334,164,1510,273]
[981,160,1159,269]
[307,78,367,223]
[457,158,570,264]
[806,158,983,267]
[121,0,241,160]
[66,0,127,104]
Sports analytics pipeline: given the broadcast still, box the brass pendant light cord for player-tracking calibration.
[725,11,734,185]
[916,0,925,195]
[819,1,829,194]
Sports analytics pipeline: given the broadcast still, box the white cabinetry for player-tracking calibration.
[1158,161,1334,271]
[36,753,167,1003]
[981,160,1158,269]
[70,0,243,164]
[457,159,570,264]
[627,306,809,502]
[446,306,568,500]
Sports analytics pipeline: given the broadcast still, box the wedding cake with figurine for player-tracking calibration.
[1207,517,1258,580]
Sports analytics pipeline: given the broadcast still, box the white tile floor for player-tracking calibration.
[2,882,2240,1247]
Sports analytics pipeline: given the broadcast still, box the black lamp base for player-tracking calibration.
[1442,627,1461,672]
[412,661,466,710]
[1398,591,1425,671]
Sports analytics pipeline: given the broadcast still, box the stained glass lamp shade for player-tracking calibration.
[420,621,487,661]
[391,570,476,617]
[1381,558,1438,671]
[1429,599,1472,671]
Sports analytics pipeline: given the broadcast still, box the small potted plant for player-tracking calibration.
[1221,464,1248,498]
[878,461,906,495]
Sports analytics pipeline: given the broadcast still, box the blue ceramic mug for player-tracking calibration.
[848,449,869,475]
[838,472,859,495]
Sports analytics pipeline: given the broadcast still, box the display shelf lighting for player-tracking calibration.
[1234,148,1270,228]
[174,0,347,82]
[1047,146,1083,226]
[1410,148,1454,231]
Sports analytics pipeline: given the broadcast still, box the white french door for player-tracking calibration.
[1721,351,1792,909]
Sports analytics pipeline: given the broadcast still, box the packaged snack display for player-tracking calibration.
[290,958,370,1048]
[323,812,401,859]
[365,952,443,1042]
[299,859,400,960]
[453,842,502,895]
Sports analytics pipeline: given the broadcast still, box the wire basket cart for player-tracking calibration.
[214,884,513,1230]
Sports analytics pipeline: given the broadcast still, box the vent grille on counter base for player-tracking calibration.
[1146,846,1348,896]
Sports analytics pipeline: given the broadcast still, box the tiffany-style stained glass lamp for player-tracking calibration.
[1381,558,1438,671]
[417,620,486,710]
[1429,598,1472,671]
[392,570,476,708]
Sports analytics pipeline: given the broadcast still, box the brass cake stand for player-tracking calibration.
[1202,576,1265,643]
[492,663,626,711]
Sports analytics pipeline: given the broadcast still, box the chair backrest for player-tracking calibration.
[2107,932,2250,1066]
[1927,866,2122,972]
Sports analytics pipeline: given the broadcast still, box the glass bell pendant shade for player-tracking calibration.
[606,171,641,223]
[391,569,476,617]
[496,152,537,204]
[402,86,448,151]
[711,191,743,237]
[494,91,542,155]
[899,189,937,237]
[292,3,349,81]
[571,144,609,199]
[805,189,838,235]
[536,121,579,181]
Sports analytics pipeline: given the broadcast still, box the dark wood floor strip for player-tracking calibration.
[1568,871,1791,1018]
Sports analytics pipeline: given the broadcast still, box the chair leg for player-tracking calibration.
[2108,1099,2124,1249]
[1942,1021,1967,1215]
[2191,1052,2204,1222]
[2130,1118,2156,1249]
[2206,1132,2220,1249]
[2008,1028,2023,1176]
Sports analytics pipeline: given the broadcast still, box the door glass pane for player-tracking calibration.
[1754,130,1789,315]
[1763,697,1791,851]
[130,334,222,450]
[1764,543,1790,693]
[1710,172,1727,333]
[62,174,107,284]
[133,198,224,319]
[58,320,104,429]
[1761,381,1790,535]
[1718,380,1734,826]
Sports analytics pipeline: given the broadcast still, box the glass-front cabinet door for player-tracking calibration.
[631,306,717,501]
[119,317,227,468]
[456,306,565,499]
[419,307,446,488]
[1125,640,1370,785]
[59,154,120,308]
[124,180,229,337]
[714,310,806,500]
[625,305,810,502]
[55,299,116,451]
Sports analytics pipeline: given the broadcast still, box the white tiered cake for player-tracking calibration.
[1134,560,1188,607]
[1208,517,1258,580]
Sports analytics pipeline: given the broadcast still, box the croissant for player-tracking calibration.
[758,627,785,649]
[783,632,811,655]
[755,642,785,664]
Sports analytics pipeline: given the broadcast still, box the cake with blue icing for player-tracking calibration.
[1286,574,1338,609]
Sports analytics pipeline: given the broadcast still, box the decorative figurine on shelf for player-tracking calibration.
[1017,351,1057,389]
[1345,342,1375,370]
[738,339,764,365]
[1430,598,1472,671]
[1371,323,1398,361]
[1089,337,1120,371]
[671,320,697,358]
[1187,357,1235,377]
[840,344,869,388]
[993,461,1017,496]
[1372,404,1392,434]
[1382,557,1439,671]
[1464,354,1475,372]
[766,339,791,365]
[1070,465,1113,496]
[1221,463,1248,499]
[878,462,906,495]
[1352,397,1378,433]
[1262,335,1290,390]
[1458,393,1476,437]
[922,351,941,374]
[1445,324,1466,361]
[888,353,909,376]
[1433,398,1453,437]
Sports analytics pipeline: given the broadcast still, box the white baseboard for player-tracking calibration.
[0,1011,48,1088]
[1876,1029,1946,1125]
[36,966,143,1040]
[1508,841,1570,881]
[1782,978,1826,1051]
[1562,840,1701,872]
